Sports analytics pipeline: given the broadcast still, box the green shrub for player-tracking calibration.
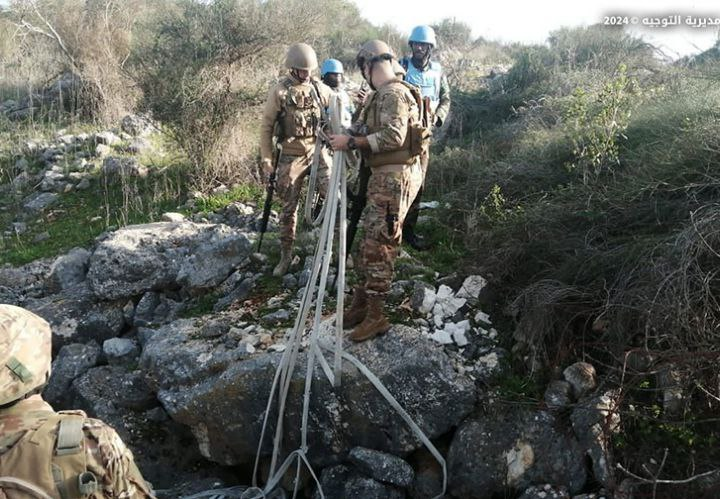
[564,64,637,183]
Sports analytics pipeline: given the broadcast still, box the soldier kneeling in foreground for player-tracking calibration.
[0,304,155,499]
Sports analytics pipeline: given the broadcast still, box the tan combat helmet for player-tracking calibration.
[356,40,395,68]
[0,305,52,406]
[285,43,318,71]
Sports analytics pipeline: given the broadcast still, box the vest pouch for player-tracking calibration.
[283,85,320,139]
[409,123,431,156]
[292,110,316,138]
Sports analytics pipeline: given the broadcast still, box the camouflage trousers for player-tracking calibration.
[357,161,423,296]
[275,148,331,249]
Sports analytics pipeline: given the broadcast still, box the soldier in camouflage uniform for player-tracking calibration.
[329,40,425,342]
[0,304,154,499]
[260,43,332,277]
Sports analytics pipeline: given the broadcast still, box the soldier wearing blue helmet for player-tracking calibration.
[400,25,451,251]
[320,58,355,129]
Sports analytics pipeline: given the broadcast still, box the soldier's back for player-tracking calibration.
[0,397,154,499]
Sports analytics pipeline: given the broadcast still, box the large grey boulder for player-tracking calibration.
[140,322,476,467]
[121,114,155,137]
[448,406,587,498]
[44,342,101,408]
[23,192,59,212]
[25,284,125,349]
[47,247,91,292]
[87,222,253,300]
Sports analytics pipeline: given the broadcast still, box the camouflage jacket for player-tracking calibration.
[359,78,423,168]
[0,396,155,499]
[259,73,331,161]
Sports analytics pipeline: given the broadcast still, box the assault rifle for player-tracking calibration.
[257,122,283,252]
[345,131,370,254]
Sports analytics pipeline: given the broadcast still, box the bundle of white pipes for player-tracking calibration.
[245,94,446,499]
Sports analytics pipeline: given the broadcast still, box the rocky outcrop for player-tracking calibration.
[25,283,126,349]
[140,321,476,468]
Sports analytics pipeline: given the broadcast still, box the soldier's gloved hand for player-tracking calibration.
[434,116,443,128]
[261,158,274,182]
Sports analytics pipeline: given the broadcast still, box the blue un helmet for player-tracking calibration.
[321,59,344,77]
[408,25,437,47]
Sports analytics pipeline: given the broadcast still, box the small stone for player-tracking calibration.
[544,380,573,410]
[456,275,487,300]
[15,158,29,171]
[161,212,185,223]
[430,330,453,345]
[76,178,90,190]
[298,269,311,288]
[102,156,148,178]
[12,172,30,189]
[411,283,436,315]
[122,300,135,325]
[103,338,139,365]
[474,311,492,325]
[127,137,152,154]
[261,309,290,325]
[268,344,286,352]
[24,192,59,212]
[95,144,112,157]
[433,284,466,319]
[452,328,469,347]
[199,319,230,338]
[33,232,50,243]
[282,274,298,288]
[348,447,415,488]
[95,131,121,145]
[563,362,597,399]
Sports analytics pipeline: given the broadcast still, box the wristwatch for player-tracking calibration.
[348,136,357,150]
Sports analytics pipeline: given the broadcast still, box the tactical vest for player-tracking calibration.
[0,411,98,499]
[280,77,323,140]
[401,58,443,113]
[364,80,431,168]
